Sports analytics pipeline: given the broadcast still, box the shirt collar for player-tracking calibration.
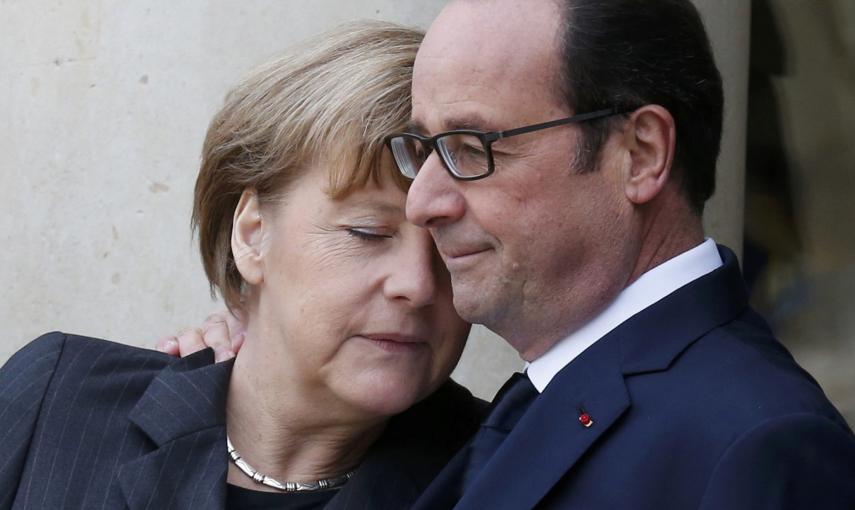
[526,238,723,393]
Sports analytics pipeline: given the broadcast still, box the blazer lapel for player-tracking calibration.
[453,245,748,510]
[118,350,233,510]
[617,245,748,376]
[455,335,630,510]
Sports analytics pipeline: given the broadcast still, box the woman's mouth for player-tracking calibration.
[360,334,429,353]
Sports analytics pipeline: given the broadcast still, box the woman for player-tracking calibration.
[0,21,483,509]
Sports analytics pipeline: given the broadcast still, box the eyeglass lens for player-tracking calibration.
[390,134,491,179]
[389,137,425,179]
[436,134,490,178]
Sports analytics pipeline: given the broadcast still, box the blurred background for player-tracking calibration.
[742,0,855,423]
[1,1,852,423]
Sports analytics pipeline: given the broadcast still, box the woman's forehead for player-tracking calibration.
[332,181,407,218]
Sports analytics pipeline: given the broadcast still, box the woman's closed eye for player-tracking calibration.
[346,228,394,242]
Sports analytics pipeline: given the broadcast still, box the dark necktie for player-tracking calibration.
[463,372,539,488]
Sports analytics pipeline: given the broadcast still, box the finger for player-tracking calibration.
[176,328,207,357]
[203,309,232,329]
[201,317,234,362]
[215,348,236,363]
[155,335,179,356]
[202,314,233,356]
[214,334,242,362]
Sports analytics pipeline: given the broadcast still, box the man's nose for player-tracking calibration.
[405,151,466,229]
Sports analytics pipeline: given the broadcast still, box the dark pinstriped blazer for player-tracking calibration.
[0,332,485,509]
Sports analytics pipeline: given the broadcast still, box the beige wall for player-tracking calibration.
[0,0,445,354]
[1,1,748,402]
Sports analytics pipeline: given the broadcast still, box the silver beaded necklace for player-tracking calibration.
[227,436,355,492]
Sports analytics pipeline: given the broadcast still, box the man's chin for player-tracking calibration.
[452,287,499,326]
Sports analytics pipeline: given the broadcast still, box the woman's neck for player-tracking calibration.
[225,329,386,492]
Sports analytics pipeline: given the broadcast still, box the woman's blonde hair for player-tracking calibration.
[193,20,422,310]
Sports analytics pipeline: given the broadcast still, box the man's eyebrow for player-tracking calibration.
[405,113,499,135]
[444,113,497,132]
[405,119,427,134]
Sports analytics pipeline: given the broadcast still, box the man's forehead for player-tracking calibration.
[411,0,565,132]
[417,0,561,66]
[427,0,560,41]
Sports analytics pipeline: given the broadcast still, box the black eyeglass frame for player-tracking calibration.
[386,107,625,181]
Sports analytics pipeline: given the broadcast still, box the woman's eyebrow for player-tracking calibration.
[337,200,403,217]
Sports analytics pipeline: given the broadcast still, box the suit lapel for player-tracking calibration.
[118,350,233,510]
[450,245,748,510]
[455,334,630,510]
[617,245,748,376]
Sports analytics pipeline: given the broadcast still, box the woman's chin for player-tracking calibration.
[340,372,434,418]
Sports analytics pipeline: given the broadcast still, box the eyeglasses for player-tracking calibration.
[386,107,622,181]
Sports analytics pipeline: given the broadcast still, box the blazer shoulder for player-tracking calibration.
[734,324,840,411]
[2,330,67,367]
[0,331,68,414]
[699,413,855,509]
[0,330,176,443]
[655,306,847,427]
[5,330,176,366]
[0,332,68,507]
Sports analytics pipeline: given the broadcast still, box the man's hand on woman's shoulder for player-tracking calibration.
[155,310,245,361]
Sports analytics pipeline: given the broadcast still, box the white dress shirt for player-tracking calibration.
[526,238,724,393]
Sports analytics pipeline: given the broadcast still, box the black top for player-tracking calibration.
[226,484,335,510]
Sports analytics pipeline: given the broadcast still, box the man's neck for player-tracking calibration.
[526,237,722,391]
[509,213,705,363]
[626,212,705,286]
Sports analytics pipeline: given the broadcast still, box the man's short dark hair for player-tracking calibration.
[559,0,724,214]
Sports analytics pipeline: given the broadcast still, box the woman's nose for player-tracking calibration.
[383,231,439,308]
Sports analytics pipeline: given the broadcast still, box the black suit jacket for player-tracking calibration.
[0,333,485,509]
[413,246,855,509]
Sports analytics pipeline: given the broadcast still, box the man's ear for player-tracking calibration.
[622,105,676,205]
[231,189,265,286]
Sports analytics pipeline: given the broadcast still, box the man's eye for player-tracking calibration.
[346,228,392,242]
[463,143,486,155]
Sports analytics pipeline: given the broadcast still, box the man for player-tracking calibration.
[384,0,855,508]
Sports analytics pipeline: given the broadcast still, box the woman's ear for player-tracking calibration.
[231,189,265,285]
[622,105,676,205]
